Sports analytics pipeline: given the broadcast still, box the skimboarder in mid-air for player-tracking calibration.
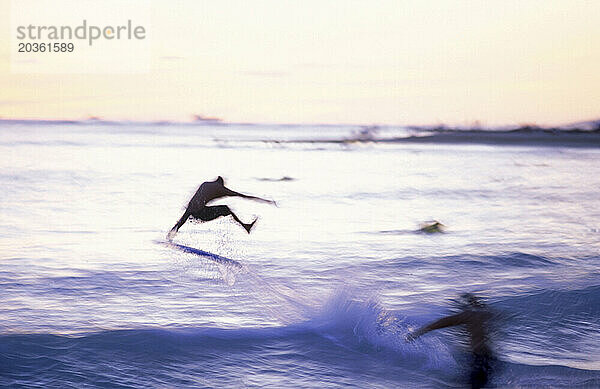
[167,176,276,240]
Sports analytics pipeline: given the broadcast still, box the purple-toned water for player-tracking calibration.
[1,122,599,387]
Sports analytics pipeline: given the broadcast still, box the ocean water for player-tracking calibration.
[1,123,599,388]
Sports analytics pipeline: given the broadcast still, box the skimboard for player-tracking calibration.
[157,240,243,269]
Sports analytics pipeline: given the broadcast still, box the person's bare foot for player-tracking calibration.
[244,218,258,233]
[167,229,176,241]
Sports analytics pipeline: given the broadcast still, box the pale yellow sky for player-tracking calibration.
[1,0,599,125]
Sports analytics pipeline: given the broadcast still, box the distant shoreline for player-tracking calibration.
[278,126,600,148]
[2,118,599,148]
[381,130,600,148]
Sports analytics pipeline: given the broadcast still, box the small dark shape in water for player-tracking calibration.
[418,220,445,233]
[378,229,413,235]
[256,176,295,182]
[346,125,380,142]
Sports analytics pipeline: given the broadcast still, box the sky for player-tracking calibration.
[1,0,599,126]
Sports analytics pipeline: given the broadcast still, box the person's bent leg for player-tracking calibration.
[200,205,255,233]
[230,211,257,233]
[168,210,191,240]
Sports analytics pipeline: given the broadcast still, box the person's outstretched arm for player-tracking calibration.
[406,312,467,341]
[221,187,277,205]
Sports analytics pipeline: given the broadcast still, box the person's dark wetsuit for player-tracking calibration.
[168,176,275,239]
[406,294,497,389]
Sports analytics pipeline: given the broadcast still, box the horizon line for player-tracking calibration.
[1,116,599,129]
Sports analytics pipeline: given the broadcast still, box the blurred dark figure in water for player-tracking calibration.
[407,293,497,389]
[168,176,276,240]
[418,220,445,234]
